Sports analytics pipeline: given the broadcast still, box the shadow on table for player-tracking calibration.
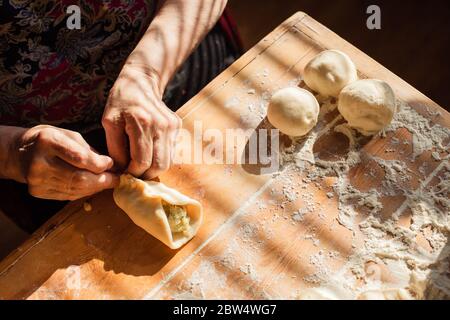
[0,189,179,299]
[240,113,355,177]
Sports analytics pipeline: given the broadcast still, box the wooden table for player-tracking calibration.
[0,12,448,300]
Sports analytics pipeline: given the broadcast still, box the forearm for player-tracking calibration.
[0,125,25,181]
[125,0,227,96]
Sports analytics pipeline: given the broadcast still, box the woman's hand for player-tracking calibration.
[3,125,118,201]
[100,0,226,179]
[102,65,181,179]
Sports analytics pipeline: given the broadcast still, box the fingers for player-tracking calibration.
[29,172,118,201]
[168,123,180,164]
[51,135,114,174]
[67,171,119,197]
[124,111,154,177]
[58,157,118,192]
[103,96,181,179]
[102,115,129,171]
[29,158,119,201]
[142,133,171,180]
[123,105,181,180]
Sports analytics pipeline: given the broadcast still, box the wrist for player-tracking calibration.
[0,126,26,182]
[121,60,166,99]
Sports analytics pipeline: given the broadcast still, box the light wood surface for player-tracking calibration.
[0,12,448,300]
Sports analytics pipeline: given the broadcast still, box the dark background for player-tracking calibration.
[229,0,450,110]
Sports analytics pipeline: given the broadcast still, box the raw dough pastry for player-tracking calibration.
[113,174,203,249]
[304,49,358,97]
[267,87,319,136]
[338,79,396,135]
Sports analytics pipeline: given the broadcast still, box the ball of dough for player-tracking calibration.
[304,49,358,97]
[338,79,396,136]
[267,87,319,136]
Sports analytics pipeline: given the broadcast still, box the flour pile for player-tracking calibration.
[285,95,450,299]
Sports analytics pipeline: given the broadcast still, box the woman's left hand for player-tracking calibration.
[102,65,181,179]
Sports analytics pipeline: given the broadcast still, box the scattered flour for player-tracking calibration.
[386,102,450,159]
[167,76,449,300]
[281,99,450,299]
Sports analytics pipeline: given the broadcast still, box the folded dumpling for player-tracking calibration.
[113,174,203,249]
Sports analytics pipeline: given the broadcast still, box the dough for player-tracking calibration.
[338,79,396,135]
[113,174,203,249]
[267,87,319,136]
[304,49,358,97]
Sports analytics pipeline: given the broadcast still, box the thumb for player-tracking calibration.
[52,133,114,174]
[90,172,120,191]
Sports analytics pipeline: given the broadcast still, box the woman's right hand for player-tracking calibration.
[4,125,119,201]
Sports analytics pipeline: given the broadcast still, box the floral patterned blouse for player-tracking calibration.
[0,0,158,132]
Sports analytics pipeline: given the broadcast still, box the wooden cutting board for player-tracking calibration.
[0,12,448,300]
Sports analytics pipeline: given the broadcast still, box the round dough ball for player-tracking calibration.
[338,79,396,136]
[304,49,358,97]
[267,87,319,136]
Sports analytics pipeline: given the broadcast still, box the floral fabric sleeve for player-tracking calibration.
[0,0,157,132]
